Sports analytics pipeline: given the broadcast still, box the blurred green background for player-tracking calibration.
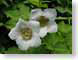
[0,0,72,54]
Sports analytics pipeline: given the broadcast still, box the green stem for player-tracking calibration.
[56,17,72,20]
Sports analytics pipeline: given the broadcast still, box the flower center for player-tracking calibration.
[20,27,32,40]
[38,16,49,27]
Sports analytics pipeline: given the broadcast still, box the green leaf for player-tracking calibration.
[16,3,30,20]
[40,3,48,8]
[5,9,20,28]
[64,31,72,53]
[28,0,40,7]
[58,21,72,33]
[42,21,72,54]
[4,46,49,54]
[56,0,72,14]
[5,48,24,54]
[28,0,48,8]
[5,3,30,29]
[56,7,66,13]
[42,32,72,54]
[23,46,49,54]
[0,0,4,4]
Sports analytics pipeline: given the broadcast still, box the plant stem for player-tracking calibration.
[56,17,72,20]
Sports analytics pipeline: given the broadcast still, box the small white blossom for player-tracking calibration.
[8,18,41,50]
[30,9,58,38]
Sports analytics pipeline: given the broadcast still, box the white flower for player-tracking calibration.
[8,18,41,50]
[30,9,58,38]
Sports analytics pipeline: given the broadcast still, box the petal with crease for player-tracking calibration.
[8,28,19,40]
[16,33,41,50]
[29,32,41,47]
[48,22,58,33]
[30,9,42,20]
[28,21,40,33]
[39,27,48,38]
[43,9,57,21]
[16,18,28,30]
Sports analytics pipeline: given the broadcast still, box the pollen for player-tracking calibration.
[20,27,32,40]
[38,16,49,27]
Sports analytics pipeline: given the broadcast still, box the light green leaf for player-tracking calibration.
[5,3,30,29]
[56,7,66,13]
[58,21,72,33]
[28,0,48,8]
[5,48,23,54]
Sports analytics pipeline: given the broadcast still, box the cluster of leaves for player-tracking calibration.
[0,0,72,54]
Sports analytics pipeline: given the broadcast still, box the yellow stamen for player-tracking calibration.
[20,27,32,40]
[38,16,49,27]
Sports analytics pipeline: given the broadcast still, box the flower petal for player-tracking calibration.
[28,21,40,33]
[48,21,58,33]
[39,27,48,38]
[16,18,28,30]
[16,37,30,50]
[29,32,41,47]
[30,9,42,20]
[8,28,19,40]
[43,9,57,21]
[16,32,41,50]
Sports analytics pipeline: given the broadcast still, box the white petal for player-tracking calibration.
[29,32,41,47]
[43,9,57,21]
[48,21,58,33]
[8,28,19,40]
[28,21,40,33]
[16,37,30,50]
[30,9,42,20]
[16,18,28,30]
[16,33,41,50]
[39,26,48,38]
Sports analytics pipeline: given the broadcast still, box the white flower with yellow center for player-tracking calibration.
[8,18,41,50]
[30,9,58,38]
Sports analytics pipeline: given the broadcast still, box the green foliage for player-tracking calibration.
[58,21,72,33]
[5,3,30,28]
[4,48,22,54]
[28,0,48,8]
[53,0,72,14]
[42,21,72,54]
[3,46,49,54]
[0,0,4,4]
[28,0,40,6]
[0,0,9,7]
